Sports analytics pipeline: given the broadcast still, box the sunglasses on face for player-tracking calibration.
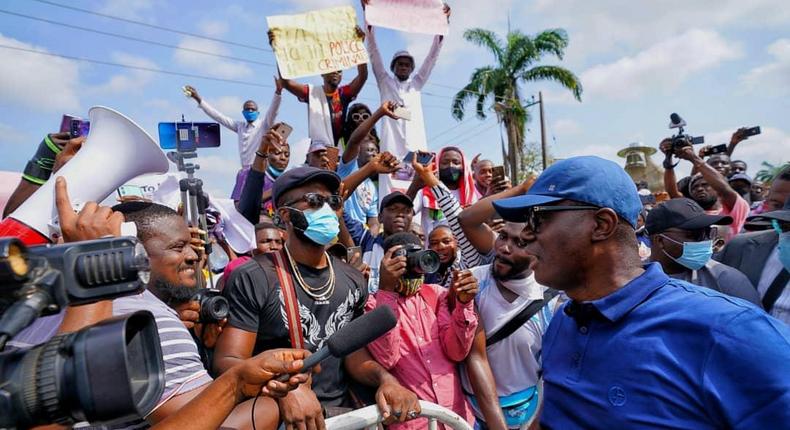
[351,112,371,122]
[283,192,343,210]
[661,227,715,242]
[526,205,600,234]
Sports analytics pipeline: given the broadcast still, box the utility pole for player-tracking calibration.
[539,91,548,170]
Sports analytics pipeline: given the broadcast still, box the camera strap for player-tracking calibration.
[271,250,305,349]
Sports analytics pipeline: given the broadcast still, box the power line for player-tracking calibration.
[0,44,274,88]
[453,121,499,146]
[0,44,453,110]
[30,0,272,53]
[0,9,276,67]
[428,114,481,140]
[433,117,496,145]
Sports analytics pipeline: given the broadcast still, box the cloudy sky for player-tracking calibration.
[0,0,788,197]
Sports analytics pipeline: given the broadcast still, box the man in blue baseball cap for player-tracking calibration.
[493,156,790,429]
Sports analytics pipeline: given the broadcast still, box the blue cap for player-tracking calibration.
[493,156,642,228]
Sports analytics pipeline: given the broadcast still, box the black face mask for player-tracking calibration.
[439,167,462,185]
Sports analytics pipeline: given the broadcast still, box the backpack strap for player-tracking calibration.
[271,250,305,349]
[486,289,559,347]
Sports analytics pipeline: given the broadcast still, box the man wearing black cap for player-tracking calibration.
[646,198,760,305]
[345,191,414,292]
[718,197,790,324]
[492,156,790,429]
[215,167,420,429]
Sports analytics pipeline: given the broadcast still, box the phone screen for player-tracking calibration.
[159,122,221,150]
[117,185,145,198]
[403,151,434,166]
[492,166,505,182]
[60,114,78,133]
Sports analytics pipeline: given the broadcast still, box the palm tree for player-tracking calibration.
[755,161,790,184]
[452,28,582,178]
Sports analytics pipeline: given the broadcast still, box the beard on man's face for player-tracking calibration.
[153,278,197,306]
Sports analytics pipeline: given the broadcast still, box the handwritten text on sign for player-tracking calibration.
[267,6,369,79]
[365,0,448,36]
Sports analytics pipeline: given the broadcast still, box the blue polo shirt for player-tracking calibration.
[541,263,790,429]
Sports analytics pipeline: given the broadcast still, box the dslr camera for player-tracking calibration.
[668,113,705,152]
[393,245,441,276]
[193,288,229,323]
[0,237,165,429]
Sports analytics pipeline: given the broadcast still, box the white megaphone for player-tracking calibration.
[0,106,169,245]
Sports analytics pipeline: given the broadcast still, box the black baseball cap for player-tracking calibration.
[645,197,732,235]
[380,191,413,211]
[271,166,340,208]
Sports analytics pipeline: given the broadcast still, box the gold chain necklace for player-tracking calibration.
[283,247,335,302]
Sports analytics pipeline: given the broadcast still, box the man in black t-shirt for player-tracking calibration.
[215,164,420,429]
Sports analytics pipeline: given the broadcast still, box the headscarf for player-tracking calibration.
[421,146,476,210]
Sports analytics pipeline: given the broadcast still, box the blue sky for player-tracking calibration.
[1,0,788,198]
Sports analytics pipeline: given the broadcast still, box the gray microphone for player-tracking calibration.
[276,306,397,382]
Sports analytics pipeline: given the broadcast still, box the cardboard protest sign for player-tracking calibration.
[365,0,448,36]
[267,6,369,79]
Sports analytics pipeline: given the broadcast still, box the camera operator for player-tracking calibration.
[367,232,479,428]
[660,141,750,242]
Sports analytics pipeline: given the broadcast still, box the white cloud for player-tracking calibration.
[580,29,741,100]
[199,20,229,37]
[88,53,158,95]
[526,0,790,66]
[99,0,154,21]
[213,96,246,116]
[173,37,253,79]
[0,34,81,112]
[402,0,518,70]
[551,118,580,136]
[741,39,790,97]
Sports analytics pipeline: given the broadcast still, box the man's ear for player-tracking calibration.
[590,208,619,242]
[274,207,289,229]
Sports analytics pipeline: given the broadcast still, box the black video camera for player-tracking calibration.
[193,288,229,323]
[0,236,165,429]
[393,245,441,276]
[668,113,705,152]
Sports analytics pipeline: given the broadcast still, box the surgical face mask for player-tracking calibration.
[288,203,339,246]
[773,220,790,271]
[660,234,713,270]
[267,164,284,178]
[439,167,462,185]
[242,110,259,122]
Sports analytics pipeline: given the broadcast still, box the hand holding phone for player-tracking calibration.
[393,106,411,121]
[272,122,293,141]
[325,146,340,171]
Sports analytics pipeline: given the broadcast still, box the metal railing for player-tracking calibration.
[326,400,473,430]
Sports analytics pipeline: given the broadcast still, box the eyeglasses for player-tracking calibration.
[282,192,343,210]
[660,227,715,242]
[526,205,599,234]
[351,112,371,122]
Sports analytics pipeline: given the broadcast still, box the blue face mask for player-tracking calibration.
[773,221,790,271]
[242,110,259,122]
[267,165,284,178]
[292,203,339,246]
[661,235,713,270]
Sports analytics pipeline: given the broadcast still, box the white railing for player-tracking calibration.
[326,400,473,430]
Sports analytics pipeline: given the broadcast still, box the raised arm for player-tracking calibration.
[464,325,508,430]
[268,32,308,100]
[726,128,749,157]
[411,5,449,89]
[346,27,369,96]
[342,152,400,198]
[659,138,682,198]
[185,85,238,131]
[676,146,740,209]
[344,100,398,163]
[459,177,535,255]
[261,78,283,131]
[366,25,389,85]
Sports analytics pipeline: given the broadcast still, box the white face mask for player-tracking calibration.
[494,267,534,298]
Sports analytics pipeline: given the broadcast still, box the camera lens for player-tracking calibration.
[197,291,229,323]
[405,249,441,275]
[0,311,164,429]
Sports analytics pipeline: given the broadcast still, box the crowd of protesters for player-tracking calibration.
[2,1,789,430]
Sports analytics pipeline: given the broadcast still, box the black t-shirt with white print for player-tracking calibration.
[223,252,367,404]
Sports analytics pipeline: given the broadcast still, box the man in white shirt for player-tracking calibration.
[364,2,450,196]
[184,83,282,201]
[461,221,560,428]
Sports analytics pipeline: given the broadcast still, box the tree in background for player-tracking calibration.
[756,161,790,185]
[452,28,582,179]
